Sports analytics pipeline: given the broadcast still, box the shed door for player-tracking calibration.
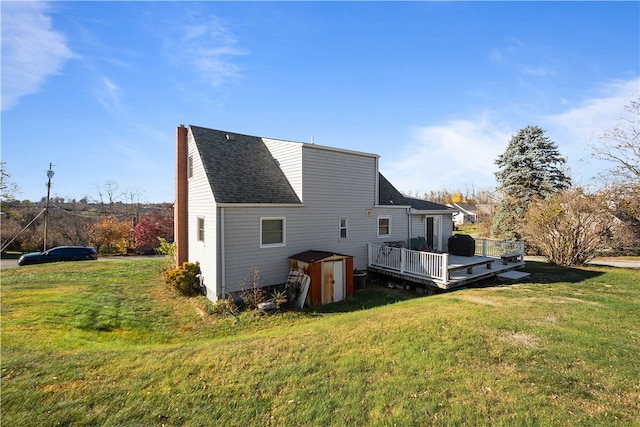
[333,260,344,302]
[322,260,344,304]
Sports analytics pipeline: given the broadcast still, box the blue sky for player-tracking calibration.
[2,1,638,203]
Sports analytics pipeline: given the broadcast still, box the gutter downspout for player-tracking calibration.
[220,207,226,299]
[407,207,412,247]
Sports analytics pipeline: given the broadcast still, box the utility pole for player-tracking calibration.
[43,163,55,251]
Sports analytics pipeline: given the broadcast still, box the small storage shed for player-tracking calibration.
[289,250,354,306]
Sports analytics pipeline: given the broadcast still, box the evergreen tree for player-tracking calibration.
[492,125,571,240]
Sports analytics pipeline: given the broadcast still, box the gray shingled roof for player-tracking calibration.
[190,126,302,204]
[378,173,453,212]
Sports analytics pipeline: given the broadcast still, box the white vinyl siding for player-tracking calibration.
[186,130,218,298]
[440,215,454,252]
[299,146,378,268]
[262,138,303,201]
[221,208,298,293]
[219,146,379,292]
[197,217,205,242]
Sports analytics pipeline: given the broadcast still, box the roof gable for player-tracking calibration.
[190,126,301,204]
[452,203,478,214]
[378,173,453,212]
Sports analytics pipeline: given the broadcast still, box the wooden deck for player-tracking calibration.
[367,239,527,289]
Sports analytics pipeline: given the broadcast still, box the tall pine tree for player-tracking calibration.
[492,125,571,240]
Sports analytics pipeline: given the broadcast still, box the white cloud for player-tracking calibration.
[1,1,74,111]
[384,77,639,195]
[166,14,246,87]
[383,116,511,195]
[96,77,123,114]
[544,78,639,145]
[542,77,639,181]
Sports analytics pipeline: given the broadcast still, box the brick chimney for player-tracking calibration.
[175,124,188,266]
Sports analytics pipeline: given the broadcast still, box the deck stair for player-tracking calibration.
[497,270,531,281]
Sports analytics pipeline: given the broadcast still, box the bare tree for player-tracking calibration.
[95,180,122,214]
[591,97,640,183]
[0,161,19,200]
[591,97,640,253]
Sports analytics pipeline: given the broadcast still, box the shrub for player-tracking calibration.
[163,261,201,296]
[156,237,176,269]
[239,268,266,309]
[523,190,610,266]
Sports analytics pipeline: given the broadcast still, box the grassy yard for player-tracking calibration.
[1,259,639,426]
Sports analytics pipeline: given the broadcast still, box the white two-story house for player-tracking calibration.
[174,125,456,303]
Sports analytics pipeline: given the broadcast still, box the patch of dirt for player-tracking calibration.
[194,306,207,319]
[499,331,540,348]
[524,296,602,306]
[458,295,501,306]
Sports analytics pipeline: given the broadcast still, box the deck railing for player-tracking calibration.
[367,238,525,285]
[474,238,525,261]
[367,243,449,283]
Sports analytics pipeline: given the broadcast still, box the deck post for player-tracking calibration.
[441,252,449,284]
[400,248,406,273]
[482,239,487,257]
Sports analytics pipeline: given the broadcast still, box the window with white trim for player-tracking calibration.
[339,217,348,239]
[188,155,194,178]
[261,217,285,247]
[197,217,205,242]
[377,216,391,237]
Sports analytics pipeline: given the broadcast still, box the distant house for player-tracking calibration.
[174,125,456,304]
[448,203,478,225]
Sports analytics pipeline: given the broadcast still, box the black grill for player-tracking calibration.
[448,234,475,257]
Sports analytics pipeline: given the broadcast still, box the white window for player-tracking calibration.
[188,155,194,178]
[197,217,205,242]
[261,217,285,247]
[377,216,391,237]
[339,217,348,239]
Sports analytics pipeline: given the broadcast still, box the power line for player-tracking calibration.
[1,208,46,252]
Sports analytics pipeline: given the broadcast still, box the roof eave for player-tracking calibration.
[410,208,457,215]
[216,203,305,208]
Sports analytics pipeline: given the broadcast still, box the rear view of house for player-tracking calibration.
[174,125,459,304]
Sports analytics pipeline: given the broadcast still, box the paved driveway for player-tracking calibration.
[1,258,18,269]
[525,256,640,269]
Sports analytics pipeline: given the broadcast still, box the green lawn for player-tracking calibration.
[1,259,639,426]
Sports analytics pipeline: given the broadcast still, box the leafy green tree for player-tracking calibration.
[492,125,571,240]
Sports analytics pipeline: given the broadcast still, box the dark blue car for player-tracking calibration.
[18,246,98,266]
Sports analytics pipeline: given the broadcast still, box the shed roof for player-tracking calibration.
[378,173,453,212]
[289,250,351,263]
[190,125,302,204]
